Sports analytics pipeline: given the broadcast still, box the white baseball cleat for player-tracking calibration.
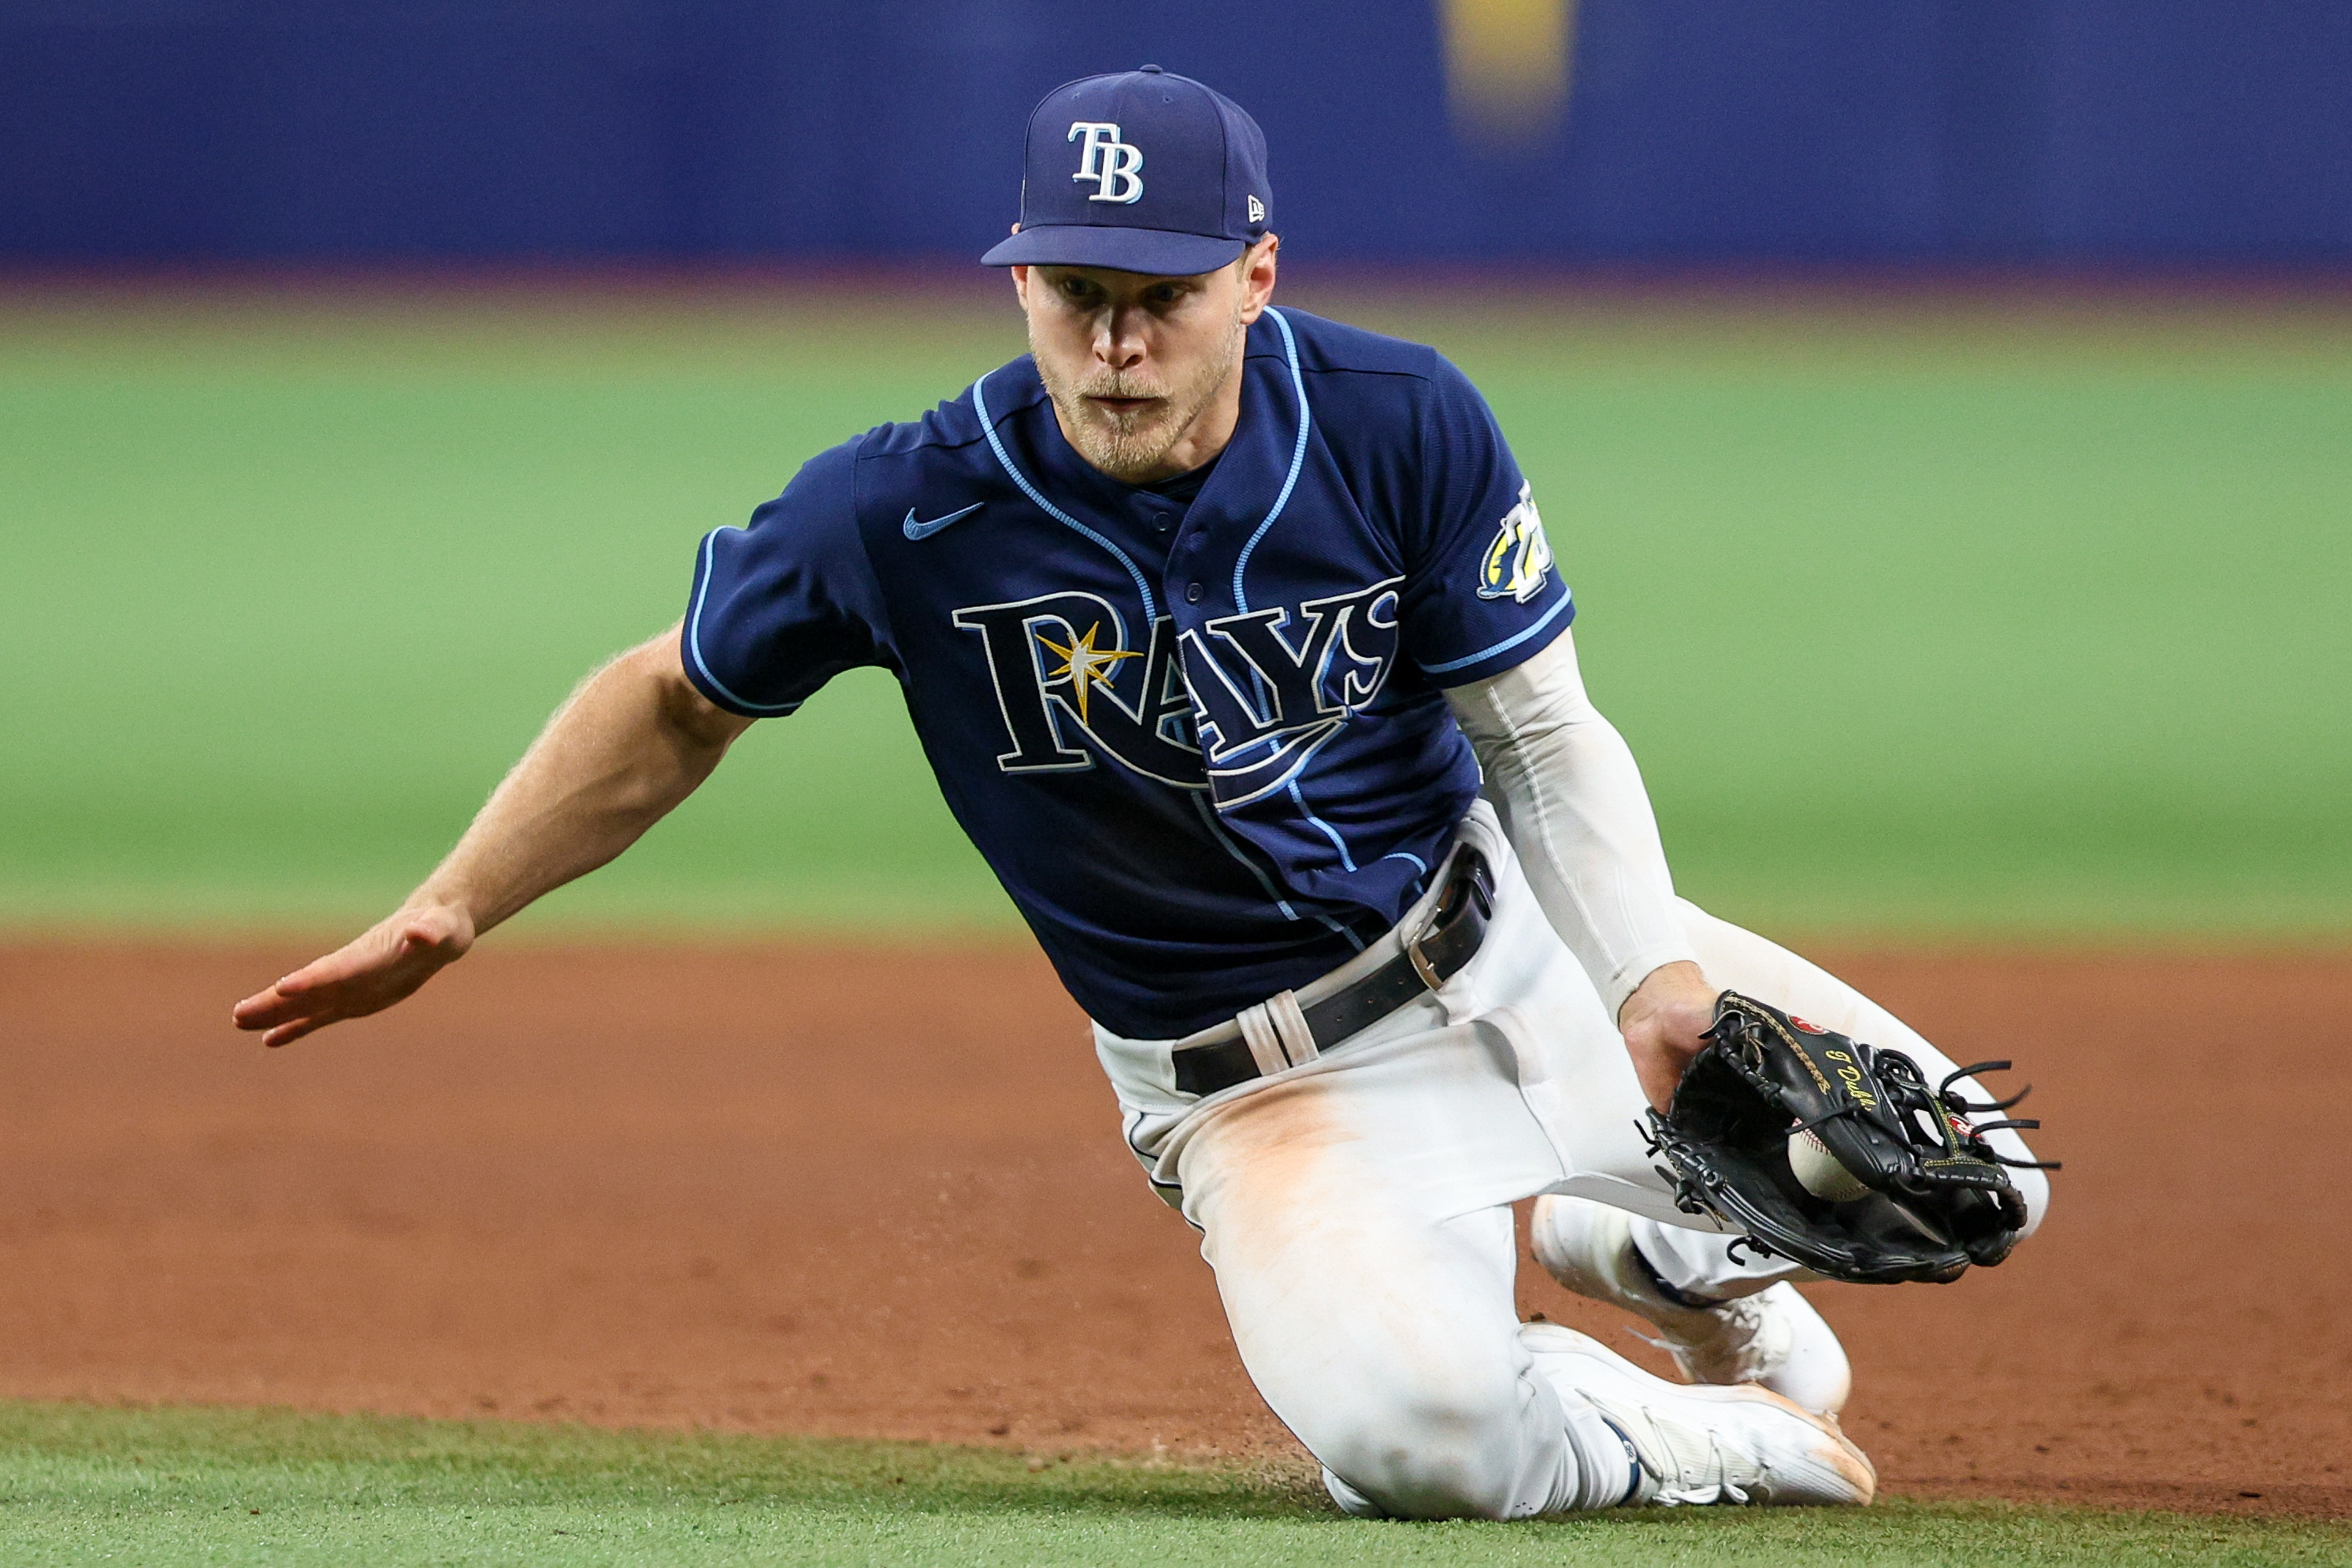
[1525,1323,1875,1507]
[1530,1195,1852,1417]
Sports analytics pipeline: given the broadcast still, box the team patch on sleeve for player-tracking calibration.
[1475,481,1555,604]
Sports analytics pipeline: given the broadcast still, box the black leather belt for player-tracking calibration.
[1172,846,1494,1099]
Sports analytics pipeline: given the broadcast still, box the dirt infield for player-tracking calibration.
[3,939,2345,1518]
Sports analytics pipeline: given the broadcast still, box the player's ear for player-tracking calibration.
[1236,233,1279,324]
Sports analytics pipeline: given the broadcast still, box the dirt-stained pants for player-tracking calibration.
[1097,807,2049,1519]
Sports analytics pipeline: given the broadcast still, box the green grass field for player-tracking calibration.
[6,1402,2344,1567]
[2,284,2346,940]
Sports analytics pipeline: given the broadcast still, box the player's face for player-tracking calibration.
[1014,236,1278,484]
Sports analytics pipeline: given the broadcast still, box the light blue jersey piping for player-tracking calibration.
[974,369,1159,620]
[1230,306,1312,613]
[1290,778,1358,873]
[686,530,803,714]
[1189,792,1299,921]
[1311,911,1368,952]
[1419,583,1574,676]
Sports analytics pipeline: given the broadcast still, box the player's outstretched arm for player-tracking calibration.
[231,623,755,1047]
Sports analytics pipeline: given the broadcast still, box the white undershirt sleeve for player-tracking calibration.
[1443,628,1698,1021]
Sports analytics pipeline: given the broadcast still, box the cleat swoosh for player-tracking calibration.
[903,503,984,540]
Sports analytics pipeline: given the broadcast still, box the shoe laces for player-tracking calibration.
[1648,1293,1783,1385]
[1602,1396,1770,1507]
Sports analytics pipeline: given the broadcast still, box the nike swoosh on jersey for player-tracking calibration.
[902,502,985,540]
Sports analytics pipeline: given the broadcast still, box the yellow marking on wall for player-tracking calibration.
[1441,0,1577,146]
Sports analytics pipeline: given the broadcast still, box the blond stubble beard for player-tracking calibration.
[1032,294,1246,483]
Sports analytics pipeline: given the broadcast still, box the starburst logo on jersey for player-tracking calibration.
[1034,621,1137,725]
[1475,481,1554,603]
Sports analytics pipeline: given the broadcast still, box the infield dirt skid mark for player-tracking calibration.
[0,940,2345,1515]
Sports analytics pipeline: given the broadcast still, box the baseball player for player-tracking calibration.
[233,68,2049,1518]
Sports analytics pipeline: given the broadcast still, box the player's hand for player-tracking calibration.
[1619,960,1719,1114]
[230,903,475,1047]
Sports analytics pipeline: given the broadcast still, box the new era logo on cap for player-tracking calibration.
[981,65,1272,276]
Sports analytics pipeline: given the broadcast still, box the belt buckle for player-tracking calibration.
[1404,923,1445,992]
[1404,847,1486,993]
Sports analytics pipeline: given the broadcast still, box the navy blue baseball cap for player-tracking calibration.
[981,65,1272,276]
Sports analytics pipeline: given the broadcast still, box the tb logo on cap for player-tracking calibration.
[1068,122,1144,204]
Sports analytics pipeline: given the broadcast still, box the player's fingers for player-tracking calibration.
[262,1015,328,1049]
[266,949,359,998]
[233,984,332,1031]
[235,910,466,1039]
[230,988,284,1025]
[234,957,369,1030]
[232,995,290,1030]
[232,977,339,1025]
[258,958,428,1032]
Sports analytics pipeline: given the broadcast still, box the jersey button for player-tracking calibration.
[1185,581,1205,603]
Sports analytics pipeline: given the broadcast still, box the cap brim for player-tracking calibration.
[981,225,1247,276]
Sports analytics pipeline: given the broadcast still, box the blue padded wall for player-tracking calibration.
[2,1,2345,263]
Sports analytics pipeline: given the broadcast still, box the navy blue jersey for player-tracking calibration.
[684,308,1571,1039]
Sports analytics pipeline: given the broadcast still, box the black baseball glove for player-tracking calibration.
[1642,992,2056,1285]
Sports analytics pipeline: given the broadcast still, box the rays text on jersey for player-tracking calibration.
[952,578,1404,803]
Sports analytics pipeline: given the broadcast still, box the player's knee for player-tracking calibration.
[1313,1379,1527,1520]
[1321,1440,1519,1520]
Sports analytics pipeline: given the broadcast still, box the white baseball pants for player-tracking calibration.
[1095,803,2048,1519]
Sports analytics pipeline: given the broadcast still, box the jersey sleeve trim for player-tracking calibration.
[1415,580,1575,680]
[683,529,807,716]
